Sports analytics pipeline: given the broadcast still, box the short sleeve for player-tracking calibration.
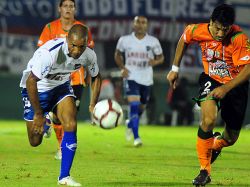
[31,49,53,79]
[232,34,250,66]
[116,37,125,52]
[152,38,163,55]
[183,24,197,44]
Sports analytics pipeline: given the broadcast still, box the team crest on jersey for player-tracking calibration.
[206,49,220,61]
[146,46,151,51]
[209,60,231,78]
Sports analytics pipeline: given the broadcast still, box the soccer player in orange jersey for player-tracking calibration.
[167,4,250,186]
[38,0,94,160]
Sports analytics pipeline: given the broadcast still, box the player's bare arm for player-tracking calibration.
[209,64,250,99]
[149,54,164,67]
[114,49,129,78]
[89,73,102,113]
[26,72,45,134]
[167,36,188,89]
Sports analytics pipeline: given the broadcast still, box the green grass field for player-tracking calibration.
[0,120,250,187]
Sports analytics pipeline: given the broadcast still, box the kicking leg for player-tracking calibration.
[56,96,81,186]
[193,100,217,186]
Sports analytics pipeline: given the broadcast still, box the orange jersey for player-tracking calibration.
[183,23,250,84]
[38,19,95,86]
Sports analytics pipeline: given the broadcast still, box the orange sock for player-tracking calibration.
[197,137,214,174]
[53,124,64,150]
[212,137,229,151]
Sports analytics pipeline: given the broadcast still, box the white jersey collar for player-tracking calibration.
[132,32,148,41]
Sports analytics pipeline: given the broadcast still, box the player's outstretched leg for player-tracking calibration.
[58,131,81,186]
[192,169,211,186]
[129,101,142,147]
[54,123,63,160]
[211,132,222,164]
[125,119,133,141]
[43,113,53,138]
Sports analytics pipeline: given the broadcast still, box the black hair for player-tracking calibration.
[210,4,235,26]
[68,24,88,39]
[59,0,75,7]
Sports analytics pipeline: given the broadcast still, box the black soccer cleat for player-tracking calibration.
[211,132,222,164]
[192,169,211,186]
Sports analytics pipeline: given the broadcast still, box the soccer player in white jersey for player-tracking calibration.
[114,16,164,147]
[20,24,101,186]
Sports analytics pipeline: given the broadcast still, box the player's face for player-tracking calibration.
[133,16,148,35]
[67,35,88,59]
[59,0,75,20]
[209,20,232,41]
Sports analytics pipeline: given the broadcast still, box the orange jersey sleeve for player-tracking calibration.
[182,23,250,84]
[231,33,250,66]
[38,19,95,86]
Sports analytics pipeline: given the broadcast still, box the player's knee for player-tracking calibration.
[201,116,216,130]
[29,139,42,147]
[224,136,238,146]
[63,120,77,131]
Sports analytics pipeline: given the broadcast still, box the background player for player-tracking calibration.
[38,0,94,160]
[166,4,250,186]
[114,16,164,147]
[20,24,101,186]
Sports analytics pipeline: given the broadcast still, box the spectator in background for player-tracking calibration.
[114,16,164,147]
[98,76,115,101]
[167,77,194,125]
[37,0,94,160]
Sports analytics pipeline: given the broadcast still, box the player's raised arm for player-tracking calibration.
[166,35,188,89]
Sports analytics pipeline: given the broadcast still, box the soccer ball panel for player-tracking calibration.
[93,99,123,129]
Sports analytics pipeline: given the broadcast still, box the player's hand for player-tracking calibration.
[148,59,156,66]
[208,85,229,99]
[33,113,45,135]
[166,71,179,89]
[89,103,95,113]
[121,68,129,78]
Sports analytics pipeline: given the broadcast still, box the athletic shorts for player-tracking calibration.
[195,72,249,130]
[124,80,151,104]
[71,84,84,111]
[21,81,75,121]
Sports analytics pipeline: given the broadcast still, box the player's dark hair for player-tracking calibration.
[211,4,235,26]
[68,24,88,39]
[59,0,75,7]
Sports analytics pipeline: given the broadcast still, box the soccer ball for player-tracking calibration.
[93,99,123,129]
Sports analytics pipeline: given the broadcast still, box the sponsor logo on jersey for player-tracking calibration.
[209,60,231,78]
[41,66,51,76]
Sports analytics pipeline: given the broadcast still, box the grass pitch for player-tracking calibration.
[0,120,250,187]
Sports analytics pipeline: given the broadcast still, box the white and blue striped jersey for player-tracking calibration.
[116,32,163,86]
[20,38,99,92]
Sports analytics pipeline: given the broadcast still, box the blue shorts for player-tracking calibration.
[21,82,75,121]
[124,80,151,104]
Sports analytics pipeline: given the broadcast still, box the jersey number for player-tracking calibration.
[204,81,212,94]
